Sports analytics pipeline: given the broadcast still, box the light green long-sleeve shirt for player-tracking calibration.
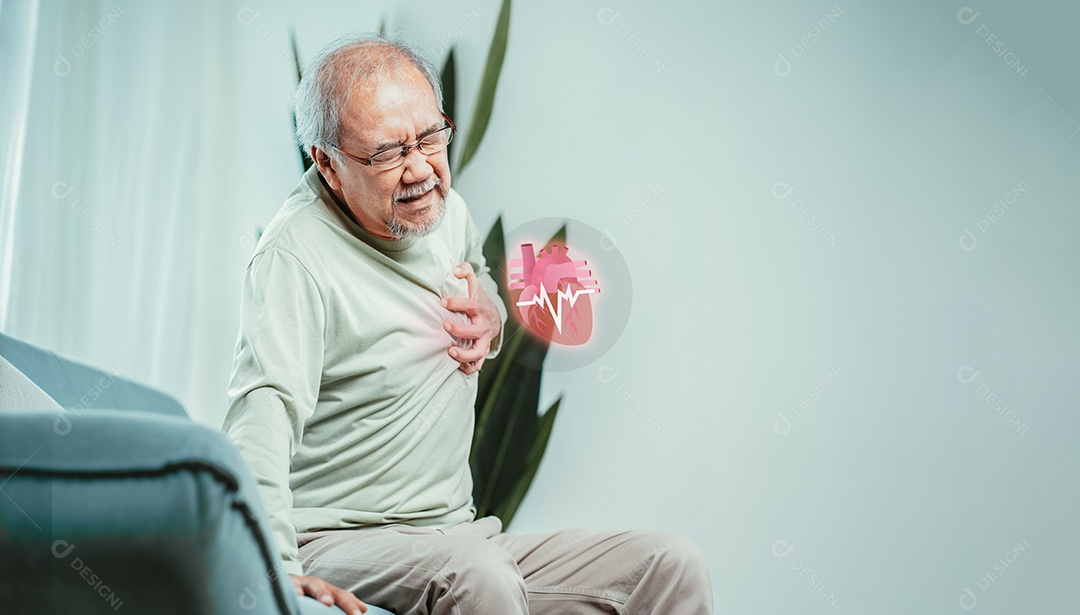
[223,166,506,575]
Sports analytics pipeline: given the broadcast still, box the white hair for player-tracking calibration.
[294,34,444,161]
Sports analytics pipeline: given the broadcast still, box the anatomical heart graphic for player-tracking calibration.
[508,242,599,346]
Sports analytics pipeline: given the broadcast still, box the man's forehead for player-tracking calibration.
[340,70,439,141]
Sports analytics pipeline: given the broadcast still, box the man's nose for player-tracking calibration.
[400,147,434,184]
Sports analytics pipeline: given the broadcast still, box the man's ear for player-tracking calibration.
[311,146,341,190]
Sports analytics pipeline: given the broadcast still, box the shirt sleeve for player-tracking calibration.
[222,247,325,576]
[462,208,509,359]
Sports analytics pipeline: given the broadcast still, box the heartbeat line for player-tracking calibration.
[516,282,598,334]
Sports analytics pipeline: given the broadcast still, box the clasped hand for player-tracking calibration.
[441,262,501,375]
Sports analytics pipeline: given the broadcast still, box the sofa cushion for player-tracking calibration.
[0,355,63,412]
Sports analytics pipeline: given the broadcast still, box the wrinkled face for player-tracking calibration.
[313,64,451,240]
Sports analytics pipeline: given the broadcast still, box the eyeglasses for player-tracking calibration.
[334,114,455,171]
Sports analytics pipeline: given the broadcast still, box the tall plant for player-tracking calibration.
[288,0,559,528]
[472,217,562,525]
[434,0,561,526]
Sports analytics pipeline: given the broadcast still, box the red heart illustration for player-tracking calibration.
[509,243,599,346]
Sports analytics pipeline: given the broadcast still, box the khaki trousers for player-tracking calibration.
[296,516,712,614]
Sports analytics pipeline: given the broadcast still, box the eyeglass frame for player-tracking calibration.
[332,113,456,169]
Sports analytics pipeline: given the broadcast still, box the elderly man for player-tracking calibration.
[223,36,712,615]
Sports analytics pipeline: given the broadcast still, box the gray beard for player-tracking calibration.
[386,191,447,239]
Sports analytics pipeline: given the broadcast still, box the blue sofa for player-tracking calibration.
[0,332,392,614]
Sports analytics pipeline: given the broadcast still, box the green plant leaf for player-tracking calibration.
[473,355,542,513]
[288,30,312,172]
[378,16,387,38]
[291,110,313,173]
[476,215,508,409]
[471,221,570,519]
[289,28,303,85]
[495,397,561,527]
[547,223,567,249]
[474,221,564,447]
[480,215,508,310]
[440,47,458,173]
[457,0,511,174]
[472,328,540,459]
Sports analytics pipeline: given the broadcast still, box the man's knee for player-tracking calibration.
[426,536,526,599]
[620,530,712,612]
[632,530,711,584]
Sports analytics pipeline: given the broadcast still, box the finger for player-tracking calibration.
[449,337,491,364]
[459,358,483,375]
[453,262,478,297]
[444,319,486,340]
[331,587,368,614]
[441,296,478,315]
[299,578,336,605]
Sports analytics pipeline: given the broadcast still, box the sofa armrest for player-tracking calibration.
[0,410,300,614]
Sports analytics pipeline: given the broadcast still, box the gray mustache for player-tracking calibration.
[395,177,441,202]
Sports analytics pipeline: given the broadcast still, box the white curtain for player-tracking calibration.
[0,0,251,424]
[0,0,40,326]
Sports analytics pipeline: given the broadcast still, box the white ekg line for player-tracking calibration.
[516,282,598,334]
